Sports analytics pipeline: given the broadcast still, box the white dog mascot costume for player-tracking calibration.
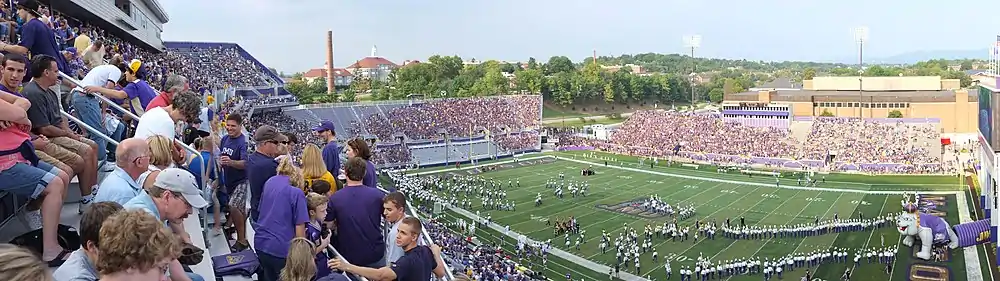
[896,193,959,260]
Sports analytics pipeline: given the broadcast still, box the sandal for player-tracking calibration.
[44,249,72,267]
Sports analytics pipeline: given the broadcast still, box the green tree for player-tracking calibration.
[308,77,328,93]
[427,55,463,80]
[820,109,834,117]
[960,60,973,71]
[544,56,575,75]
[802,68,816,81]
[708,88,724,103]
[888,110,903,118]
[341,89,358,102]
[514,68,545,94]
[527,57,538,70]
[391,63,439,96]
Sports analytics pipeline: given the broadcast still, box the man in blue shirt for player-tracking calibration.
[0,0,67,82]
[325,157,386,268]
[246,125,286,223]
[92,138,151,205]
[313,120,341,178]
[219,113,250,251]
[329,217,446,281]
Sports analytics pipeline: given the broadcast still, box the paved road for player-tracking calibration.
[541,111,638,124]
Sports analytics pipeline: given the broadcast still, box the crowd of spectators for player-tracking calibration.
[0,0,276,93]
[798,118,938,163]
[163,46,276,90]
[606,111,797,158]
[360,96,542,141]
[423,220,539,281]
[493,132,540,153]
[564,110,947,173]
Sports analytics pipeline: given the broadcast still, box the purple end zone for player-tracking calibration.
[954,219,991,248]
[909,263,951,281]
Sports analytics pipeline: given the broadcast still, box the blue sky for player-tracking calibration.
[160,0,1000,73]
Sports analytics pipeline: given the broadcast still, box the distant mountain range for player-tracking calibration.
[830,49,989,65]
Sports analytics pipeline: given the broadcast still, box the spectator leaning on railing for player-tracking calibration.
[22,54,99,215]
[0,88,70,266]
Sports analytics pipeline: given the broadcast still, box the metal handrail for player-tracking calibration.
[376,186,455,281]
[60,111,120,146]
[58,71,213,248]
[325,244,370,281]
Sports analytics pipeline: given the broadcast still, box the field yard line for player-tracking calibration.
[573,181,730,253]
[562,151,963,189]
[554,156,962,196]
[711,189,816,263]
[787,192,848,255]
[587,183,764,261]
[531,178,714,228]
[497,169,650,224]
[495,165,639,220]
[847,195,889,275]
[634,184,776,276]
[522,180,721,238]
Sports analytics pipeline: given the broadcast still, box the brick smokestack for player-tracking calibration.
[326,30,334,94]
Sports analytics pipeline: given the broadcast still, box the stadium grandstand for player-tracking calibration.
[0,0,544,281]
[0,0,993,281]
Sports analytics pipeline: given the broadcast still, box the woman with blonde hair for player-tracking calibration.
[146,135,176,171]
[278,238,316,281]
[301,144,336,195]
[0,244,54,281]
[140,135,181,191]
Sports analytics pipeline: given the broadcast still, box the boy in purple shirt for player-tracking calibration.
[253,156,309,281]
[325,157,386,267]
[305,192,332,279]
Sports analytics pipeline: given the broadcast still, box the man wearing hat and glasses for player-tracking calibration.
[123,167,209,281]
[0,0,70,106]
[244,125,289,225]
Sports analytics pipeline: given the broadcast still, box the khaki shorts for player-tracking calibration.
[35,150,70,173]
[42,136,95,170]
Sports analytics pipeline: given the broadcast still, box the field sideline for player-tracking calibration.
[409,152,976,281]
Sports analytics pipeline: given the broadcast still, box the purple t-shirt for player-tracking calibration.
[390,245,437,281]
[363,160,377,189]
[0,84,20,97]
[123,80,157,113]
[219,134,247,190]
[252,175,309,257]
[306,223,332,279]
[322,141,341,176]
[246,151,278,221]
[19,18,66,82]
[919,213,951,243]
[325,184,385,266]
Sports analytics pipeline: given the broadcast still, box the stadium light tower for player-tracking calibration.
[854,26,869,119]
[684,35,702,108]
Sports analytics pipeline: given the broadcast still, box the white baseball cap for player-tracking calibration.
[153,168,209,209]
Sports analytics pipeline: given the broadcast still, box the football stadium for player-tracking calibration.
[0,0,997,281]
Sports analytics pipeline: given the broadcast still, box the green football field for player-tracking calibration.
[409,151,975,281]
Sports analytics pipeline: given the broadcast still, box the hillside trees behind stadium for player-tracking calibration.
[824,59,972,87]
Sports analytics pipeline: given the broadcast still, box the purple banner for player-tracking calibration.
[953,219,990,248]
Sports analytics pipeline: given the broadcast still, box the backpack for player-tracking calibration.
[8,224,81,256]
[212,249,259,277]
